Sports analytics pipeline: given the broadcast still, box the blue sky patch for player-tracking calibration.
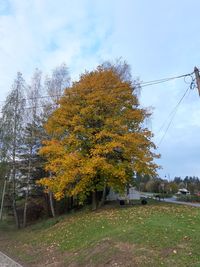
[0,0,12,16]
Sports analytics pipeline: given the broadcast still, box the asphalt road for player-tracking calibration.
[0,251,22,267]
[162,197,200,207]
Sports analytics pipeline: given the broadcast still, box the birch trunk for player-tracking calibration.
[23,146,32,228]
[0,178,7,220]
[12,88,20,229]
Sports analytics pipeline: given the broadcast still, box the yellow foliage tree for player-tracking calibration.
[39,63,160,209]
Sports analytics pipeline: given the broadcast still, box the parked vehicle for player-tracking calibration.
[107,187,148,205]
[176,188,190,195]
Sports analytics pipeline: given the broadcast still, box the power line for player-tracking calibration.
[157,85,191,147]
[0,81,193,118]
[0,71,194,105]
[0,94,61,104]
[137,72,193,87]
[0,103,58,114]
[25,104,57,110]
[157,78,195,134]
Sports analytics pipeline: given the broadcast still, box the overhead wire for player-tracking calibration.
[157,76,195,134]
[0,71,194,105]
[141,72,193,84]
[134,72,194,87]
[157,79,194,147]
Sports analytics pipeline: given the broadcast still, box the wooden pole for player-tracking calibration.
[194,67,200,96]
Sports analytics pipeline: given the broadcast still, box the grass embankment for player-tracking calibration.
[0,201,200,267]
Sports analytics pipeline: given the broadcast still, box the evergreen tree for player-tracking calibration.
[0,72,26,228]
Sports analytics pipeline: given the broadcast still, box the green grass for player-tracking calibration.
[1,202,200,266]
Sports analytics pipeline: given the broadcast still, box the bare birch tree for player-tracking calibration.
[21,69,43,227]
[42,64,70,217]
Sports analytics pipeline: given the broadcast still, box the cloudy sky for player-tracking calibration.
[0,0,200,179]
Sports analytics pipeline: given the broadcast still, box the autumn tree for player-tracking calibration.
[39,64,159,209]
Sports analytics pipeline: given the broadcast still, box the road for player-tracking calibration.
[0,251,23,267]
[141,192,200,207]
[162,197,200,207]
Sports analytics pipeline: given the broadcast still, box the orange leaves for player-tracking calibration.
[39,139,65,158]
[91,141,124,157]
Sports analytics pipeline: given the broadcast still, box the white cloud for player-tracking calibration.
[0,0,110,97]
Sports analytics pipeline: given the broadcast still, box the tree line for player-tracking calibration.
[0,64,70,227]
[134,174,200,195]
[0,60,160,228]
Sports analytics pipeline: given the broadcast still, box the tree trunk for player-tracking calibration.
[67,196,73,210]
[126,183,130,204]
[98,185,107,208]
[92,190,98,210]
[23,194,28,228]
[0,178,7,220]
[12,87,20,229]
[23,147,32,228]
[49,191,55,217]
[70,196,73,209]
[12,164,20,229]
[13,198,20,229]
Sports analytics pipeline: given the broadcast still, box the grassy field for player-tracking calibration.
[0,201,200,267]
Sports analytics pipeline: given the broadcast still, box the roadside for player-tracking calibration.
[0,251,23,267]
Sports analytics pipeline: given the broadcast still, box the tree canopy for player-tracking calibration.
[38,64,160,204]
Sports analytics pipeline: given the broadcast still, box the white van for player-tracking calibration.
[177,188,190,195]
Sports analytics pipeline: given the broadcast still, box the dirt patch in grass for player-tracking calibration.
[12,239,157,267]
[0,233,71,267]
[31,249,72,267]
[63,238,158,267]
[115,241,136,252]
[0,236,157,267]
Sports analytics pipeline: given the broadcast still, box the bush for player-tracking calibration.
[16,198,46,224]
[177,195,200,203]
[153,193,173,199]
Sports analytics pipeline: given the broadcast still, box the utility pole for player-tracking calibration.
[194,67,200,96]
